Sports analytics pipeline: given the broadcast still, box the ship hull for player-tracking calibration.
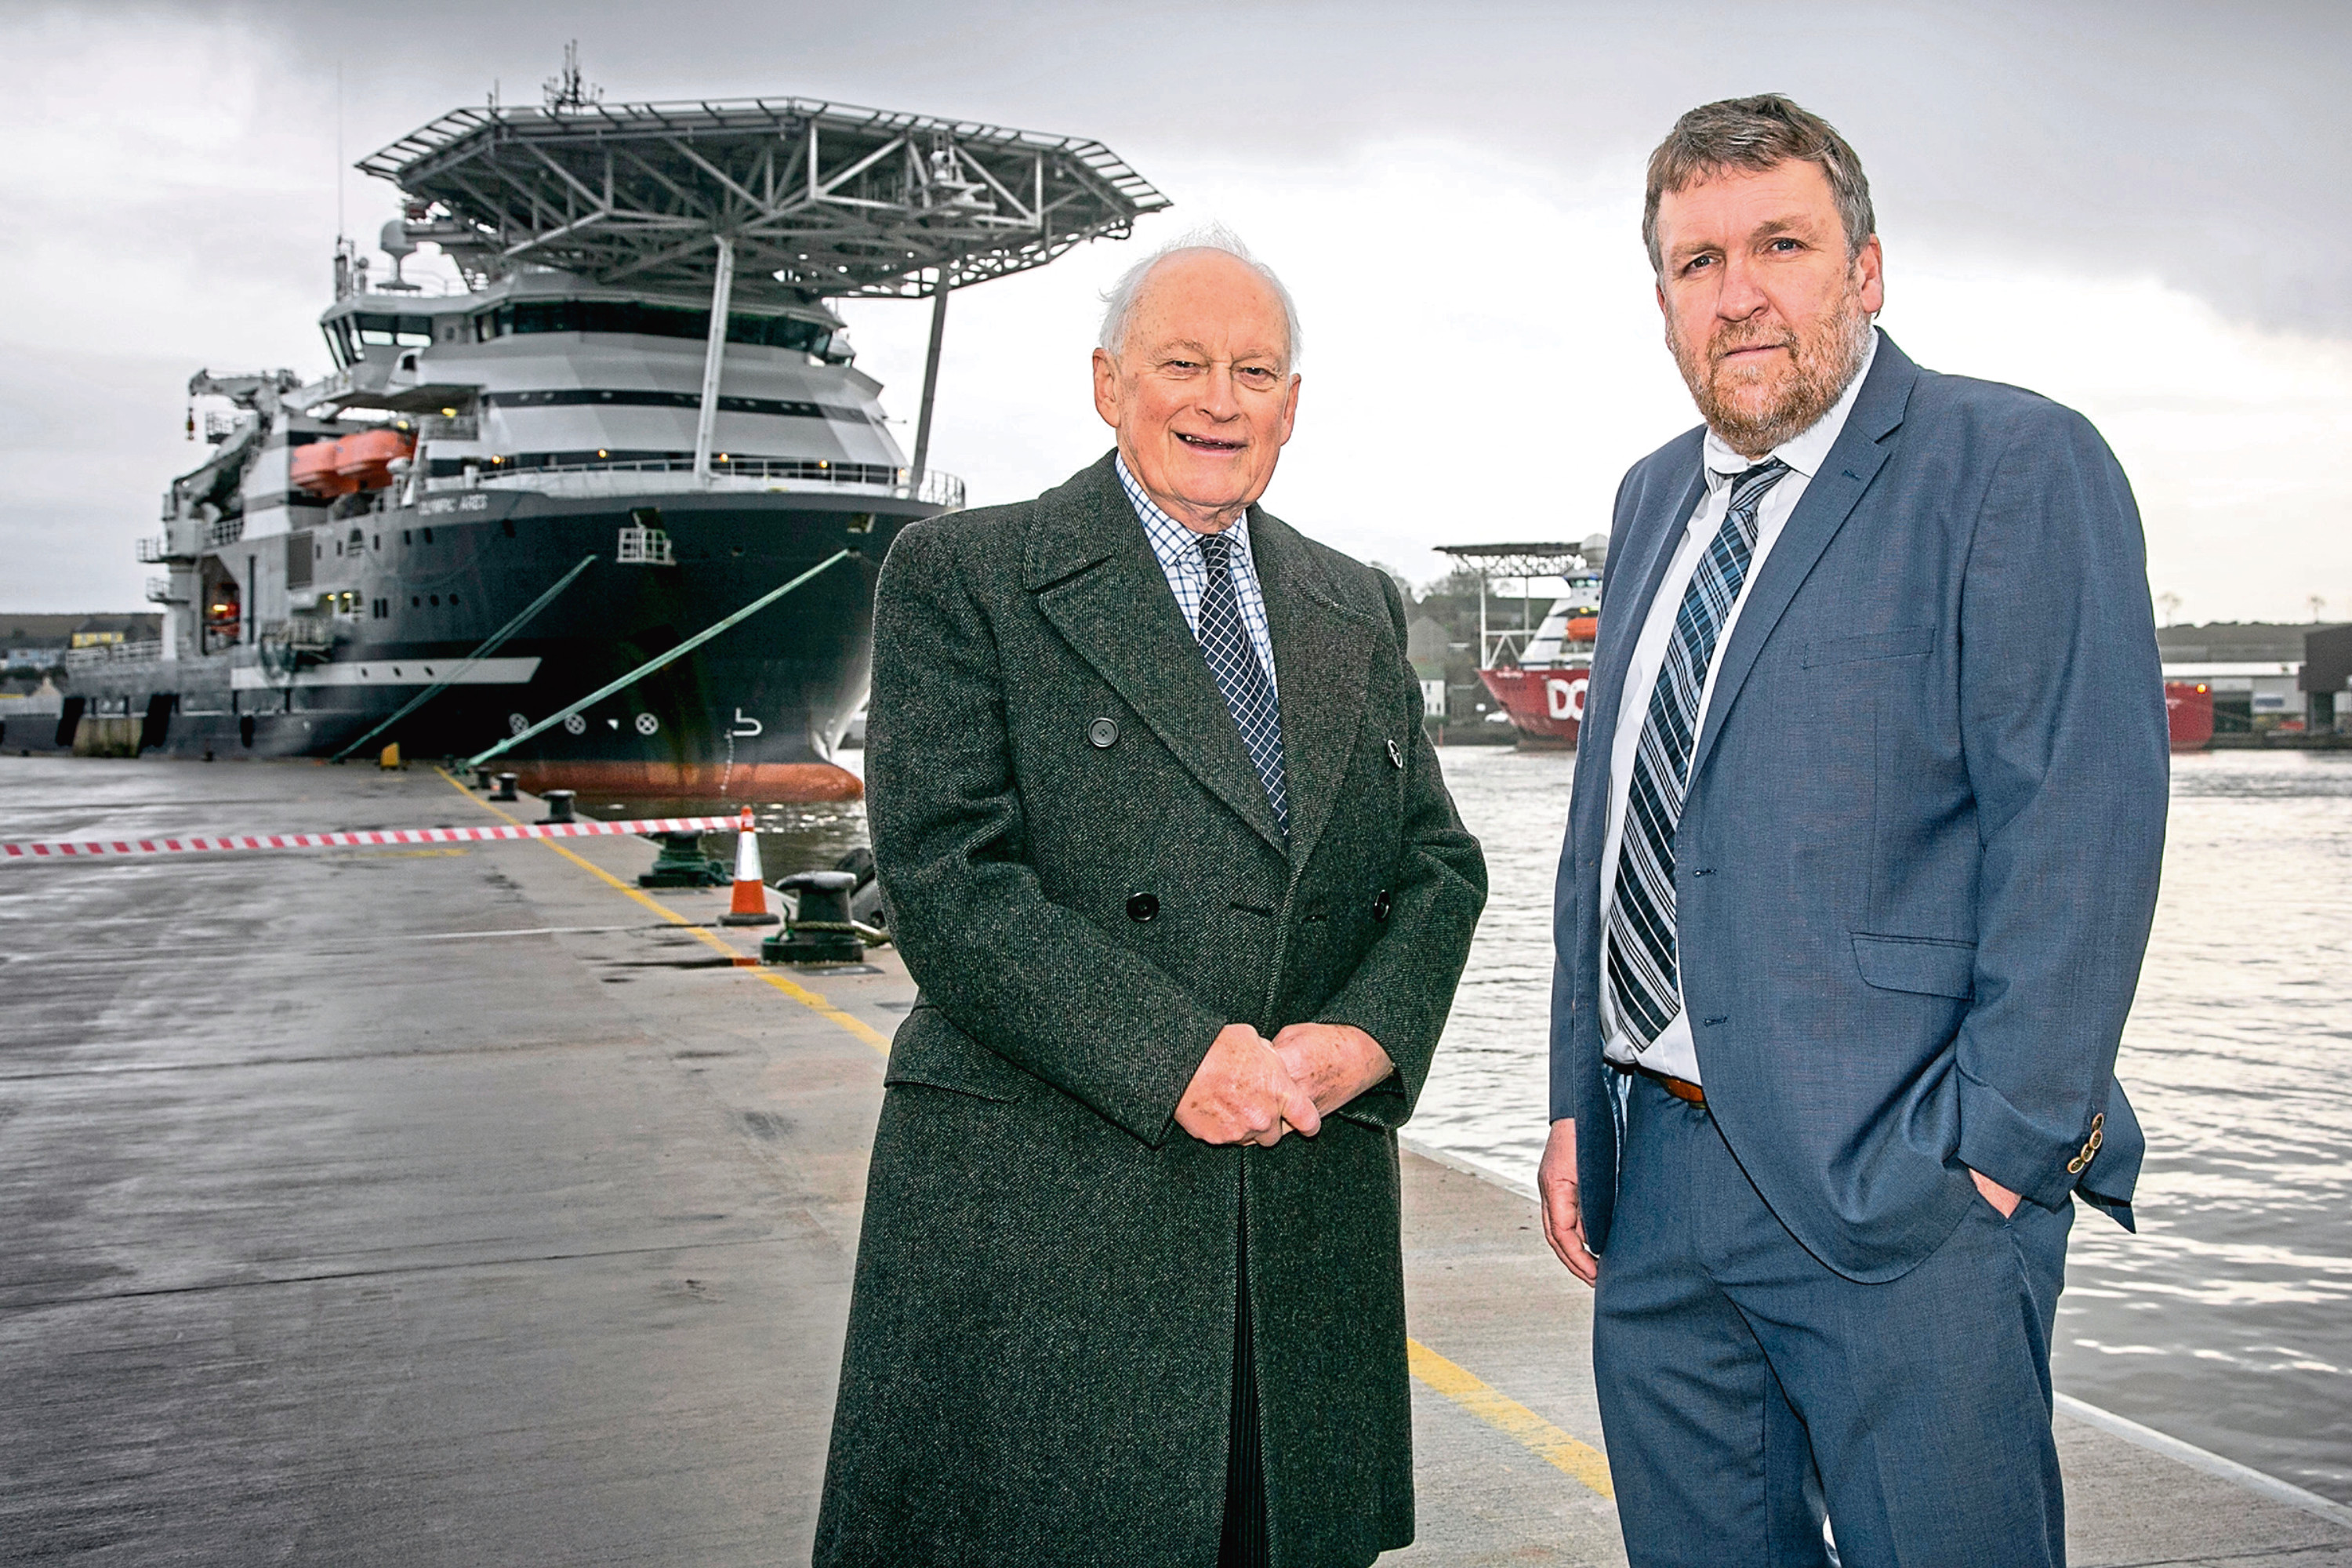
[1477,665,1590,748]
[51,485,928,800]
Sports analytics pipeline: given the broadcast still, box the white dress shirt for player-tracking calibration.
[1115,453,1279,695]
[1599,330,1880,1084]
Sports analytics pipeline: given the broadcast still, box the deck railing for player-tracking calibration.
[446,458,965,510]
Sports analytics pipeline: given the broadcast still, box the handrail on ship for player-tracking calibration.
[442,459,966,510]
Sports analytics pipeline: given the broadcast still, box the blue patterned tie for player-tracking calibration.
[1608,459,1790,1048]
[1196,531,1289,835]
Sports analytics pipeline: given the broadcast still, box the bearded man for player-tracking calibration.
[815,230,1486,1567]
[1539,96,2166,1567]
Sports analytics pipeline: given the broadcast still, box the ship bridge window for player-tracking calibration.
[322,313,437,368]
[473,299,851,363]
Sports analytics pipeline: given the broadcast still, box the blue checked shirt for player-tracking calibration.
[1115,454,1279,696]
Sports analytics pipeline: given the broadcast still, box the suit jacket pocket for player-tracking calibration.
[884,1004,1035,1103]
[1802,626,1935,667]
[1850,932,1976,999]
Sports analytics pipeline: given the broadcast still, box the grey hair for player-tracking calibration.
[1642,94,1876,278]
[1097,223,1304,368]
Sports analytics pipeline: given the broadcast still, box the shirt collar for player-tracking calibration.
[1115,452,1255,575]
[1702,326,1881,484]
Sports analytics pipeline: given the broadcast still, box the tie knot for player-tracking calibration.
[1196,529,1234,569]
[1730,458,1790,510]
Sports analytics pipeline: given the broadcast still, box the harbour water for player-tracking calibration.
[1415,744,2352,1505]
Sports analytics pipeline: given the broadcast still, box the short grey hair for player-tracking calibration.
[1097,223,1304,368]
[1642,94,1876,278]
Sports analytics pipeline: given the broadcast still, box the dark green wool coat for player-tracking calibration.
[814,453,1486,1568]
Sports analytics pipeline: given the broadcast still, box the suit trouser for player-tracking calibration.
[1592,1074,2074,1568]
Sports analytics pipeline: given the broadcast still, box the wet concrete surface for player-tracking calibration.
[2,755,2347,1565]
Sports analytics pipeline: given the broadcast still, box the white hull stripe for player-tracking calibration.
[2,815,737,862]
[228,656,542,691]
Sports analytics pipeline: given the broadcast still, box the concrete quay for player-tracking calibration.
[2,755,2347,1566]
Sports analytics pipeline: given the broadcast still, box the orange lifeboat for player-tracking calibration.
[332,428,415,492]
[291,439,359,498]
[1566,615,1601,643]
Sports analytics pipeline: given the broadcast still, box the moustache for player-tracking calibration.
[1708,328,1796,368]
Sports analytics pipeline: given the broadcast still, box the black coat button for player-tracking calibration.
[1372,889,1392,922]
[1126,892,1159,922]
[1088,717,1119,748]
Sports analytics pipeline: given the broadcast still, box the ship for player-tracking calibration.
[19,60,1165,799]
[1438,539,1608,747]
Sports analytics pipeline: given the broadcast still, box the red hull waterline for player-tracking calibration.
[1478,666,1591,749]
[513,760,864,802]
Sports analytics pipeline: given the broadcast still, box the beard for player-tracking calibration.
[1669,278,1875,458]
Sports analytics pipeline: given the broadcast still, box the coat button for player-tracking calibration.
[1126,892,1159,922]
[1386,738,1403,768]
[1088,717,1119,748]
[1372,889,1392,922]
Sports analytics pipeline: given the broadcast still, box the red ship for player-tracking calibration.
[1439,541,1606,748]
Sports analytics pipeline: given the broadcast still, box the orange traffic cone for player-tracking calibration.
[718,808,779,927]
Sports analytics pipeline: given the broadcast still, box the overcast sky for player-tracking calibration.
[3,0,2347,621]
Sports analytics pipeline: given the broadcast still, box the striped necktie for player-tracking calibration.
[1196,531,1289,835]
[1607,459,1790,1049]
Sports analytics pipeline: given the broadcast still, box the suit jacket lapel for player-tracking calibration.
[1025,454,1288,851]
[1687,337,1919,785]
[1583,455,1707,771]
[1250,507,1377,874]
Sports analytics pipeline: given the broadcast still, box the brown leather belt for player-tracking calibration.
[1617,1062,1706,1109]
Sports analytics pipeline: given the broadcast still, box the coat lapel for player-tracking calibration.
[1686,338,1918,786]
[1249,508,1377,874]
[1025,455,1288,851]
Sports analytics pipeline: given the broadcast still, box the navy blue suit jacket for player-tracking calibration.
[1550,336,2168,1283]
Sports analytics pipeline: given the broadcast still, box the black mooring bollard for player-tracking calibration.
[536,789,577,826]
[639,831,729,888]
[473,764,495,791]
[490,771,519,802]
[763,870,866,964]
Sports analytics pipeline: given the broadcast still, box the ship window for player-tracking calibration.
[401,530,412,545]
[352,313,435,349]
[411,596,421,607]
[421,528,433,543]
[470,298,848,362]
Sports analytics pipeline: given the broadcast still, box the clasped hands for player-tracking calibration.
[1174,1022,1393,1148]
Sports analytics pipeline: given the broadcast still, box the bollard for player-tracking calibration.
[638,830,730,888]
[490,771,519,802]
[472,764,495,791]
[535,789,577,826]
[762,870,866,964]
[379,742,403,771]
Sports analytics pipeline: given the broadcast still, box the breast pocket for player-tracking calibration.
[1801,626,1935,667]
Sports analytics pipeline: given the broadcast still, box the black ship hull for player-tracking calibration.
[33,486,928,800]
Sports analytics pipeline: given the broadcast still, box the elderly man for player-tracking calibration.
[1541,97,2167,1566]
[815,230,1486,1567]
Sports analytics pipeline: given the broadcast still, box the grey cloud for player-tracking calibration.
[136,0,2352,336]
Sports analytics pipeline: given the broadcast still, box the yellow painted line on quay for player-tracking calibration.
[435,768,1603,1494]
[1406,1339,1614,1497]
[432,767,891,1053]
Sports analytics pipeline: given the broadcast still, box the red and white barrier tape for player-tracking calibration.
[1,816,740,863]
